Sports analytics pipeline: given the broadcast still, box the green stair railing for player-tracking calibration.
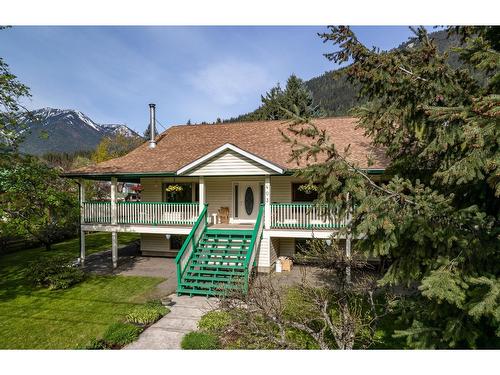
[175,204,208,291]
[243,203,264,293]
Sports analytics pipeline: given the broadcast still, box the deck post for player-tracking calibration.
[199,176,205,214]
[111,231,118,269]
[79,179,86,265]
[110,177,118,268]
[110,177,117,225]
[264,176,271,229]
[345,193,352,283]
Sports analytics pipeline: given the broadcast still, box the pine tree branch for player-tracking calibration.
[398,66,429,82]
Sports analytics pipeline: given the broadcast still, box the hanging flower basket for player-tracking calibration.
[298,183,318,195]
[165,184,184,194]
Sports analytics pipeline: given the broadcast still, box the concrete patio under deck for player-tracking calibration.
[83,243,178,297]
[83,241,333,296]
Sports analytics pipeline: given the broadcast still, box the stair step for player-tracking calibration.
[179,281,243,290]
[197,248,248,253]
[194,253,247,260]
[183,275,245,283]
[192,253,246,261]
[188,263,246,271]
[177,228,255,297]
[199,241,250,247]
[195,247,248,256]
[190,260,245,268]
[185,269,245,277]
[176,287,240,297]
[205,230,253,236]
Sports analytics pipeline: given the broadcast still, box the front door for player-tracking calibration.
[237,181,260,223]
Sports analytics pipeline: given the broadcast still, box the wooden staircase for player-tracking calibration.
[177,229,253,296]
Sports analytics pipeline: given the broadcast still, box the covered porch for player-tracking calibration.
[78,175,349,270]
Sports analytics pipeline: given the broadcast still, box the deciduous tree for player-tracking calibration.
[0,156,78,250]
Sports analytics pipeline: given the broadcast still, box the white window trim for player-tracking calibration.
[231,182,239,223]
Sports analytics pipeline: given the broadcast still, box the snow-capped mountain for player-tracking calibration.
[99,123,139,138]
[17,108,142,155]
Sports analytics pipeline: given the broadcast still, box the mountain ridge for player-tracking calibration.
[18,107,141,155]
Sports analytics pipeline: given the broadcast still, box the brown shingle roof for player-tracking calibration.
[67,117,389,176]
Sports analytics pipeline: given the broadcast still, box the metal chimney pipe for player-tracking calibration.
[148,103,156,149]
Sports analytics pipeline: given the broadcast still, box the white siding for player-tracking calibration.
[257,236,271,268]
[140,178,162,202]
[205,176,266,219]
[270,237,280,265]
[279,237,295,257]
[205,177,233,217]
[140,176,304,205]
[270,176,307,203]
[185,150,274,176]
[140,233,170,256]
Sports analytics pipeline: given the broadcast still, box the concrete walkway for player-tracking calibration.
[125,294,219,350]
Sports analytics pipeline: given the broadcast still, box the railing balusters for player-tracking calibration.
[269,202,344,230]
[82,202,199,226]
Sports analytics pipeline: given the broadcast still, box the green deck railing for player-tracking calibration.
[116,202,198,225]
[270,202,345,229]
[82,201,111,224]
[175,204,209,288]
[243,203,264,292]
[82,201,199,226]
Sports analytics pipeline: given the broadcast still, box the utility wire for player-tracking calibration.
[155,118,167,132]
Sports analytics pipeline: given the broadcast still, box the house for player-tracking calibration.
[65,104,388,296]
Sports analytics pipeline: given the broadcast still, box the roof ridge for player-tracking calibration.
[156,115,358,137]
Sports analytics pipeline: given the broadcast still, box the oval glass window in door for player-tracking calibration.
[244,187,254,215]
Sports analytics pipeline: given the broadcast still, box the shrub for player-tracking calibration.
[285,328,321,349]
[27,256,85,290]
[181,331,220,350]
[81,338,108,350]
[198,310,231,334]
[102,322,142,348]
[126,300,169,325]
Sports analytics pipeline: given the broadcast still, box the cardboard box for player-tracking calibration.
[279,256,293,272]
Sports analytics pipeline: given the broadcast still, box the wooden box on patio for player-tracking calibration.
[278,256,293,272]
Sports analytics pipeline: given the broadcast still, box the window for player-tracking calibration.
[260,184,264,204]
[291,183,318,202]
[244,187,254,215]
[234,184,239,218]
[163,183,194,202]
[170,235,187,250]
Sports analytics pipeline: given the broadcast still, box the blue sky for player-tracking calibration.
[0,26,421,133]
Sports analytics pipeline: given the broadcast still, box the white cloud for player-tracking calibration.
[186,59,270,106]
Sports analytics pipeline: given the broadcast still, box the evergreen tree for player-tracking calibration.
[284,26,499,348]
[225,74,324,122]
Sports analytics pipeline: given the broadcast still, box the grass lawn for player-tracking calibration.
[0,233,165,349]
